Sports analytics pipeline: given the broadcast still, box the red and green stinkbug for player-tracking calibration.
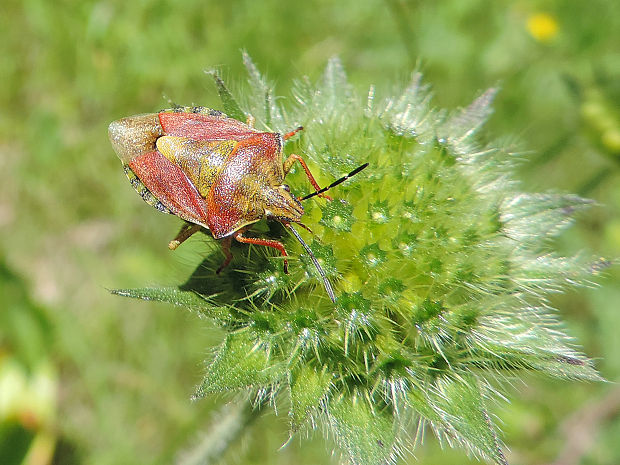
[108,106,367,302]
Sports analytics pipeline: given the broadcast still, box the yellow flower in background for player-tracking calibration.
[527,12,559,42]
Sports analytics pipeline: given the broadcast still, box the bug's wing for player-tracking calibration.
[159,111,258,141]
[155,136,236,197]
[206,181,261,239]
[128,150,210,229]
[109,114,210,228]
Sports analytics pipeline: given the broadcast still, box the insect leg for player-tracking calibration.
[234,232,289,273]
[283,154,333,201]
[216,236,234,274]
[283,126,303,140]
[168,222,202,250]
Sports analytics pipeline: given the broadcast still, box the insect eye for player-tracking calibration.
[282,184,291,193]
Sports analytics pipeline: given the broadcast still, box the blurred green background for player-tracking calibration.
[1,0,619,464]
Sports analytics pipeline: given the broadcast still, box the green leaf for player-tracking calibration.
[472,311,603,381]
[0,260,53,367]
[110,287,232,321]
[205,70,245,122]
[527,353,603,380]
[480,346,603,381]
[111,286,206,308]
[320,57,354,106]
[242,51,283,128]
[501,193,594,243]
[289,366,332,429]
[443,88,497,152]
[193,331,286,399]
[415,375,508,465]
[327,397,397,465]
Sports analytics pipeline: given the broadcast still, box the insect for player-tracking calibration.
[108,106,367,302]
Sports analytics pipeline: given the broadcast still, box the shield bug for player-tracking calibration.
[109,106,367,302]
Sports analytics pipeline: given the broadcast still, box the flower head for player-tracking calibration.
[115,55,603,465]
[527,12,559,43]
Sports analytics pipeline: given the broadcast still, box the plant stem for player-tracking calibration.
[176,399,261,465]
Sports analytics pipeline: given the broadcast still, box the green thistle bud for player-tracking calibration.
[114,54,605,465]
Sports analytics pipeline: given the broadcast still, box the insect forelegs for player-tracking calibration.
[215,230,289,274]
[233,232,289,273]
[216,236,234,274]
[283,154,333,201]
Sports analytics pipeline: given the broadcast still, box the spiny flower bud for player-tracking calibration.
[114,54,604,465]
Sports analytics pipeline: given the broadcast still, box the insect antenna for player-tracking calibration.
[300,163,369,201]
[285,223,336,303]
